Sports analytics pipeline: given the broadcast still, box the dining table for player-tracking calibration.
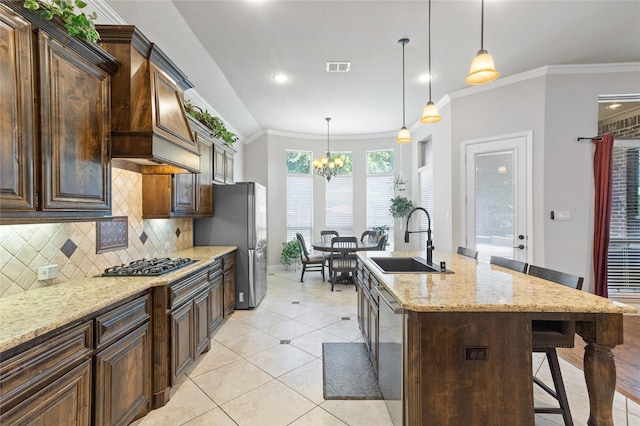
[311,239,379,284]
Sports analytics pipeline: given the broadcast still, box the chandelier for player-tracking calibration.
[312,117,343,181]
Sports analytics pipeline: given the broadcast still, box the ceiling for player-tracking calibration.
[102,1,640,139]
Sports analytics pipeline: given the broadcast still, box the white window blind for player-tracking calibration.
[286,150,313,245]
[608,143,640,294]
[326,174,353,236]
[418,140,434,253]
[367,175,394,251]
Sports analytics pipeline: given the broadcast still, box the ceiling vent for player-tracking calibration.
[326,61,351,72]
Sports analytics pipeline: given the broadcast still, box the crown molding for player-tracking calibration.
[86,0,126,24]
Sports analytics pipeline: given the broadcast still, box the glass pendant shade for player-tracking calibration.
[465,49,499,85]
[397,126,412,144]
[420,101,441,123]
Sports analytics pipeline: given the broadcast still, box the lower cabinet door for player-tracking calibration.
[223,267,235,317]
[194,290,210,357]
[170,301,194,384]
[94,323,151,426]
[0,360,92,425]
[209,276,224,333]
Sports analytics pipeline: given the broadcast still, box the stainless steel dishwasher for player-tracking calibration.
[375,285,404,426]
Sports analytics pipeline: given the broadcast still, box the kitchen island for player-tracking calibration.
[356,250,636,426]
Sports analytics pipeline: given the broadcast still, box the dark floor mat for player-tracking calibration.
[322,342,382,399]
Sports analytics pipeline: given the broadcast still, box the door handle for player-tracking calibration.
[513,244,525,250]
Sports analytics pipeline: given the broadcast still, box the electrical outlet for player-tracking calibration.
[38,264,59,280]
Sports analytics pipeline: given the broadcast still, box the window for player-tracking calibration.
[418,140,434,253]
[286,151,313,244]
[326,152,353,235]
[366,150,394,250]
[608,142,640,294]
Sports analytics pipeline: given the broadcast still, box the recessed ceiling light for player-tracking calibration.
[273,74,289,83]
[418,74,431,83]
[606,103,622,110]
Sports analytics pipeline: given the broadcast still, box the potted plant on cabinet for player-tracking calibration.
[23,0,100,43]
[183,100,238,147]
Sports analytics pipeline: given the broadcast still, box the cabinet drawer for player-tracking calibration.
[222,252,235,271]
[0,321,93,411]
[209,258,223,281]
[95,294,150,351]
[168,268,209,309]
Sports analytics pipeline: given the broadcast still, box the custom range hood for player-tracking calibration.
[96,25,200,173]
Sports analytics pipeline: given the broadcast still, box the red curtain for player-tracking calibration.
[592,134,614,297]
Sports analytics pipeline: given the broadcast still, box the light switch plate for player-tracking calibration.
[553,210,571,221]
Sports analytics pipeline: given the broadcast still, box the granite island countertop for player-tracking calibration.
[0,246,237,353]
[357,250,637,315]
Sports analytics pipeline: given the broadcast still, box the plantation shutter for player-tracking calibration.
[326,174,353,235]
[286,174,313,244]
[419,140,434,253]
[367,175,394,251]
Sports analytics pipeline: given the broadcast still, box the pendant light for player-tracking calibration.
[397,38,412,144]
[465,0,499,85]
[420,0,441,124]
[312,117,344,182]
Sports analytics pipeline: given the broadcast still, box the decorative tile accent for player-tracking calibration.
[280,340,291,344]
[176,228,181,238]
[139,231,148,244]
[96,217,128,254]
[341,317,351,321]
[60,239,77,259]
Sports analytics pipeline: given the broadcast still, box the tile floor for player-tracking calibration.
[132,268,640,426]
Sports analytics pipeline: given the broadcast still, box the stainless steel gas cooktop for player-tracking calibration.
[102,257,196,277]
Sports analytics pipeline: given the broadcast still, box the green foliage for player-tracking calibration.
[23,0,99,43]
[367,149,394,174]
[280,239,301,266]
[286,151,311,174]
[389,196,414,218]
[371,225,390,235]
[333,152,353,174]
[183,100,238,147]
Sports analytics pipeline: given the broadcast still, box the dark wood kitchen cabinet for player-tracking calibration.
[208,259,224,333]
[0,321,93,425]
[213,144,236,185]
[94,295,152,426]
[0,4,119,224]
[356,262,379,373]
[166,267,211,384]
[222,252,236,317]
[141,117,216,219]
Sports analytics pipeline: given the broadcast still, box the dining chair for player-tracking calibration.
[528,264,584,426]
[456,246,478,259]
[295,233,325,282]
[376,234,388,251]
[321,230,339,245]
[328,236,358,291]
[489,256,528,273]
[360,230,379,244]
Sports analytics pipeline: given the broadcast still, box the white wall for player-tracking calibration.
[542,69,640,293]
[416,65,639,294]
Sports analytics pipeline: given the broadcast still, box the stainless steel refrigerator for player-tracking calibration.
[194,182,267,309]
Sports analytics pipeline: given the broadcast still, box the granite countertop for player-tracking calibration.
[0,246,237,353]
[357,250,637,315]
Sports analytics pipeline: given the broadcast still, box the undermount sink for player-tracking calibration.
[369,257,453,274]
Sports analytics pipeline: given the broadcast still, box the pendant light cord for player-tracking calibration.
[402,42,406,127]
[480,0,484,50]
[326,117,331,154]
[428,0,432,102]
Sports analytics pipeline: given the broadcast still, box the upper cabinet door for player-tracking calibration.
[0,8,36,212]
[38,31,112,212]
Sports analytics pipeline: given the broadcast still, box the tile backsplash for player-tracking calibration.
[0,168,193,298]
